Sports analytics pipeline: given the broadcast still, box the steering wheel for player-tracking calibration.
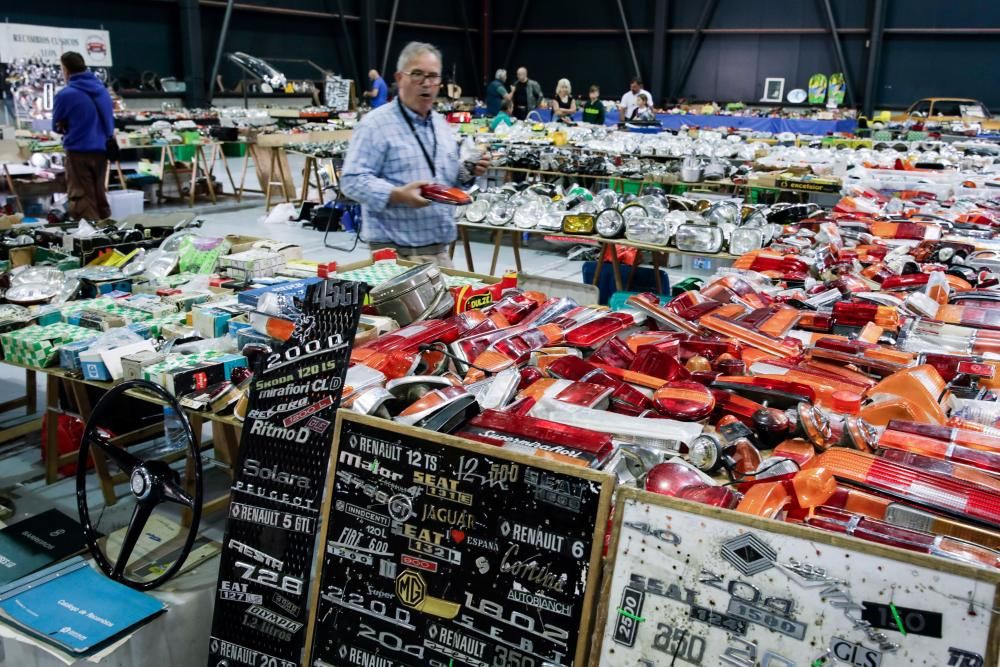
[76,380,203,590]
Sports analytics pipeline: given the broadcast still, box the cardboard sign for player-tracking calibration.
[593,487,1000,667]
[207,280,367,667]
[305,412,615,667]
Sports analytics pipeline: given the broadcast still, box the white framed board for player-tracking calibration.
[592,487,1000,667]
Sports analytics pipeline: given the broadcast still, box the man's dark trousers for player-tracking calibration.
[65,151,111,220]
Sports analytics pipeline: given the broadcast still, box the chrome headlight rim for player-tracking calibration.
[595,208,626,239]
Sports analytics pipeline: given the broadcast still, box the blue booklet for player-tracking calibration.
[0,556,165,655]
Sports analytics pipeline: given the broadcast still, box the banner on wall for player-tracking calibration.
[0,23,112,66]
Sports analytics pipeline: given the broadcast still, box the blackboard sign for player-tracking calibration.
[593,487,1000,667]
[305,411,615,667]
[207,280,367,667]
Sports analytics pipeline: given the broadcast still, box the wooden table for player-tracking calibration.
[3,361,242,524]
[454,219,736,291]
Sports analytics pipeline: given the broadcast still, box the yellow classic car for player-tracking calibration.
[893,98,1000,131]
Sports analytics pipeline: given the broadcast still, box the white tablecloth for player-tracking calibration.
[0,557,219,666]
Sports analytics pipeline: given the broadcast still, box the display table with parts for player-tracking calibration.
[454,219,736,292]
[2,361,242,524]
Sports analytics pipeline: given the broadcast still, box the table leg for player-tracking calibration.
[314,159,325,205]
[460,226,474,272]
[24,369,36,416]
[489,230,503,276]
[591,244,606,287]
[511,231,523,273]
[116,161,127,190]
[608,243,624,291]
[3,166,23,213]
[219,145,238,196]
[200,146,217,204]
[44,375,61,485]
[67,381,117,507]
[237,145,253,202]
[652,252,664,294]
[625,251,639,292]
[300,156,313,204]
[265,149,276,211]
[188,146,199,207]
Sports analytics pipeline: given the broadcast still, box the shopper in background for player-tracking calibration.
[341,42,490,267]
[52,51,113,221]
[581,85,606,125]
[618,77,652,122]
[629,93,656,122]
[510,66,543,120]
[550,78,576,124]
[484,68,510,116]
[490,99,515,131]
[363,69,389,108]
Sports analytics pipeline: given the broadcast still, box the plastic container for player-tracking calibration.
[107,190,144,220]
[157,406,188,455]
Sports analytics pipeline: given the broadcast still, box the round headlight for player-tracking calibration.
[595,209,625,238]
[705,200,740,226]
[514,201,543,229]
[465,198,491,223]
[487,200,515,226]
[621,204,648,225]
[594,188,619,210]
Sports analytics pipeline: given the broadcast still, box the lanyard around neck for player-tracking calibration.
[397,97,437,178]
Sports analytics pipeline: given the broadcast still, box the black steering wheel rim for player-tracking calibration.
[75,379,203,591]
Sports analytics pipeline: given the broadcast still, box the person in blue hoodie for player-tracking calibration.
[52,52,114,220]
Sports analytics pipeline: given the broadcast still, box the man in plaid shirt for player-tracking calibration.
[341,42,489,267]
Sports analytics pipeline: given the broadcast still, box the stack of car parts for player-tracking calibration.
[342,187,1000,571]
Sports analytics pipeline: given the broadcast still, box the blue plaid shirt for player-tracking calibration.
[341,100,462,247]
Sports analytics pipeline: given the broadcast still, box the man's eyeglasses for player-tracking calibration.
[403,70,442,84]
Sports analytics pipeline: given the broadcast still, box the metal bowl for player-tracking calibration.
[369,263,448,326]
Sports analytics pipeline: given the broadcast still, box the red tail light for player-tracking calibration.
[589,336,636,368]
[457,409,613,467]
[565,311,642,348]
[652,381,716,421]
[629,345,690,382]
[805,507,1000,569]
[810,449,1000,529]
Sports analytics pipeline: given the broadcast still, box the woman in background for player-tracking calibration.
[551,78,576,124]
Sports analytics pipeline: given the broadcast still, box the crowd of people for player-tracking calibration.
[484,68,656,124]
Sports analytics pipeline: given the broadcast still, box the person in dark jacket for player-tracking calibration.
[52,51,114,221]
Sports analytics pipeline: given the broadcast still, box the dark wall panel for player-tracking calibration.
[879,35,1000,108]
[5,0,1000,111]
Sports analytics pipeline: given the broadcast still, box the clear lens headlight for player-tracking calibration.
[625,215,670,246]
[595,189,619,210]
[729,227,764,255]
[675,224,724,253]
[514,201,543,229]
[538,209,564,231]
[487,200,515,226]
[595,209,625,238]
[465,198,491,223]
[705,201,740,226]
[621,204,648,226]
[561,213,596,234]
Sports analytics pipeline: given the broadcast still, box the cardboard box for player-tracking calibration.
[121,349,168,381]
[775,175,842,194]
